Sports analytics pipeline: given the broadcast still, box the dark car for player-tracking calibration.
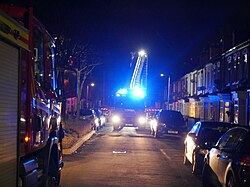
[183,121,235,174]
[150,109,186,138]
[202,126,250,187]
[111,109,146,130]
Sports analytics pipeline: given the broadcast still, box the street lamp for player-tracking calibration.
[86,83,95,108]
[160,74,171,109]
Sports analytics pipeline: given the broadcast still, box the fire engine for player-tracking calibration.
[0,5,63,187]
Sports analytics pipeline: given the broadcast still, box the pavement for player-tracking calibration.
[63,130,95,155]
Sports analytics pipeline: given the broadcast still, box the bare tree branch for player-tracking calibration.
[55,35,102,118]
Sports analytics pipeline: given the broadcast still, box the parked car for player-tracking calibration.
[183,121,235,174]
[94,108,106,127]
[150,109,187,138]
[81,108,100,131]
[100,107,111,122]
[202,126,250,187]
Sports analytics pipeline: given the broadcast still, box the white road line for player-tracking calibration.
[160,149,172,161]
[112,151,127,154]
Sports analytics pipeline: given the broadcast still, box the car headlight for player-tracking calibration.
[94,118,99,125]
[112,115,120,123]
[138,116,146,124]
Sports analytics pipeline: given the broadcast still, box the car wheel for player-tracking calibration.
[202,163,211,187]
[192,152,198,174]
[183,145,188,165]
[226,173,236,187]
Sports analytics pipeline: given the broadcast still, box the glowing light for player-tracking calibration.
[24,135,30,143]
[20,117,26,122]
[138,116,146,124]
[138,50,147,57]
[112,115,121,123]
[132,87,145,98]
[116,88,128,96]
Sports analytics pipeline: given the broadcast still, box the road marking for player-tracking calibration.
[112,151,127,154]
[160,149,172,161]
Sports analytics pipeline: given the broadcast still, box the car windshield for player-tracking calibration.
[124,110,136,115]
[159,111,184,125]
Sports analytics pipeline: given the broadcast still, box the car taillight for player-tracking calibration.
[240,155,250,166]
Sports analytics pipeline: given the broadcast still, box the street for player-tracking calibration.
[61,124,202,187]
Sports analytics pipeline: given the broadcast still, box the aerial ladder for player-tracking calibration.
[129,50,148,95]
[114,50,148,109]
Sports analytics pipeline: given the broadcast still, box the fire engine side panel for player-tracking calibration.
[0,40,19,187]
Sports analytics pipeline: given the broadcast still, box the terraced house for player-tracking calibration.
[170,39,250,126]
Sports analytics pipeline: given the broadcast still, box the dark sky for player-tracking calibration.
[33,0,250,96]
[4,0,250,97]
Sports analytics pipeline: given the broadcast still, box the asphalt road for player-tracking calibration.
[61,124,202,187]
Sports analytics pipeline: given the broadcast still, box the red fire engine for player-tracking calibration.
[0,5,63,187]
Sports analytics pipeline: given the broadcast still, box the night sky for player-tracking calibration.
[3,0,250,100]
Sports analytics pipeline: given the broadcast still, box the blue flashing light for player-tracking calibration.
[131,87,145,99]
[116,88,128,96]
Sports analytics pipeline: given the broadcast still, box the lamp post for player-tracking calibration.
[86,83,95,108]
[160,74,171,109]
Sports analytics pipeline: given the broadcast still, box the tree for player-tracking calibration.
[55,35,101,119]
